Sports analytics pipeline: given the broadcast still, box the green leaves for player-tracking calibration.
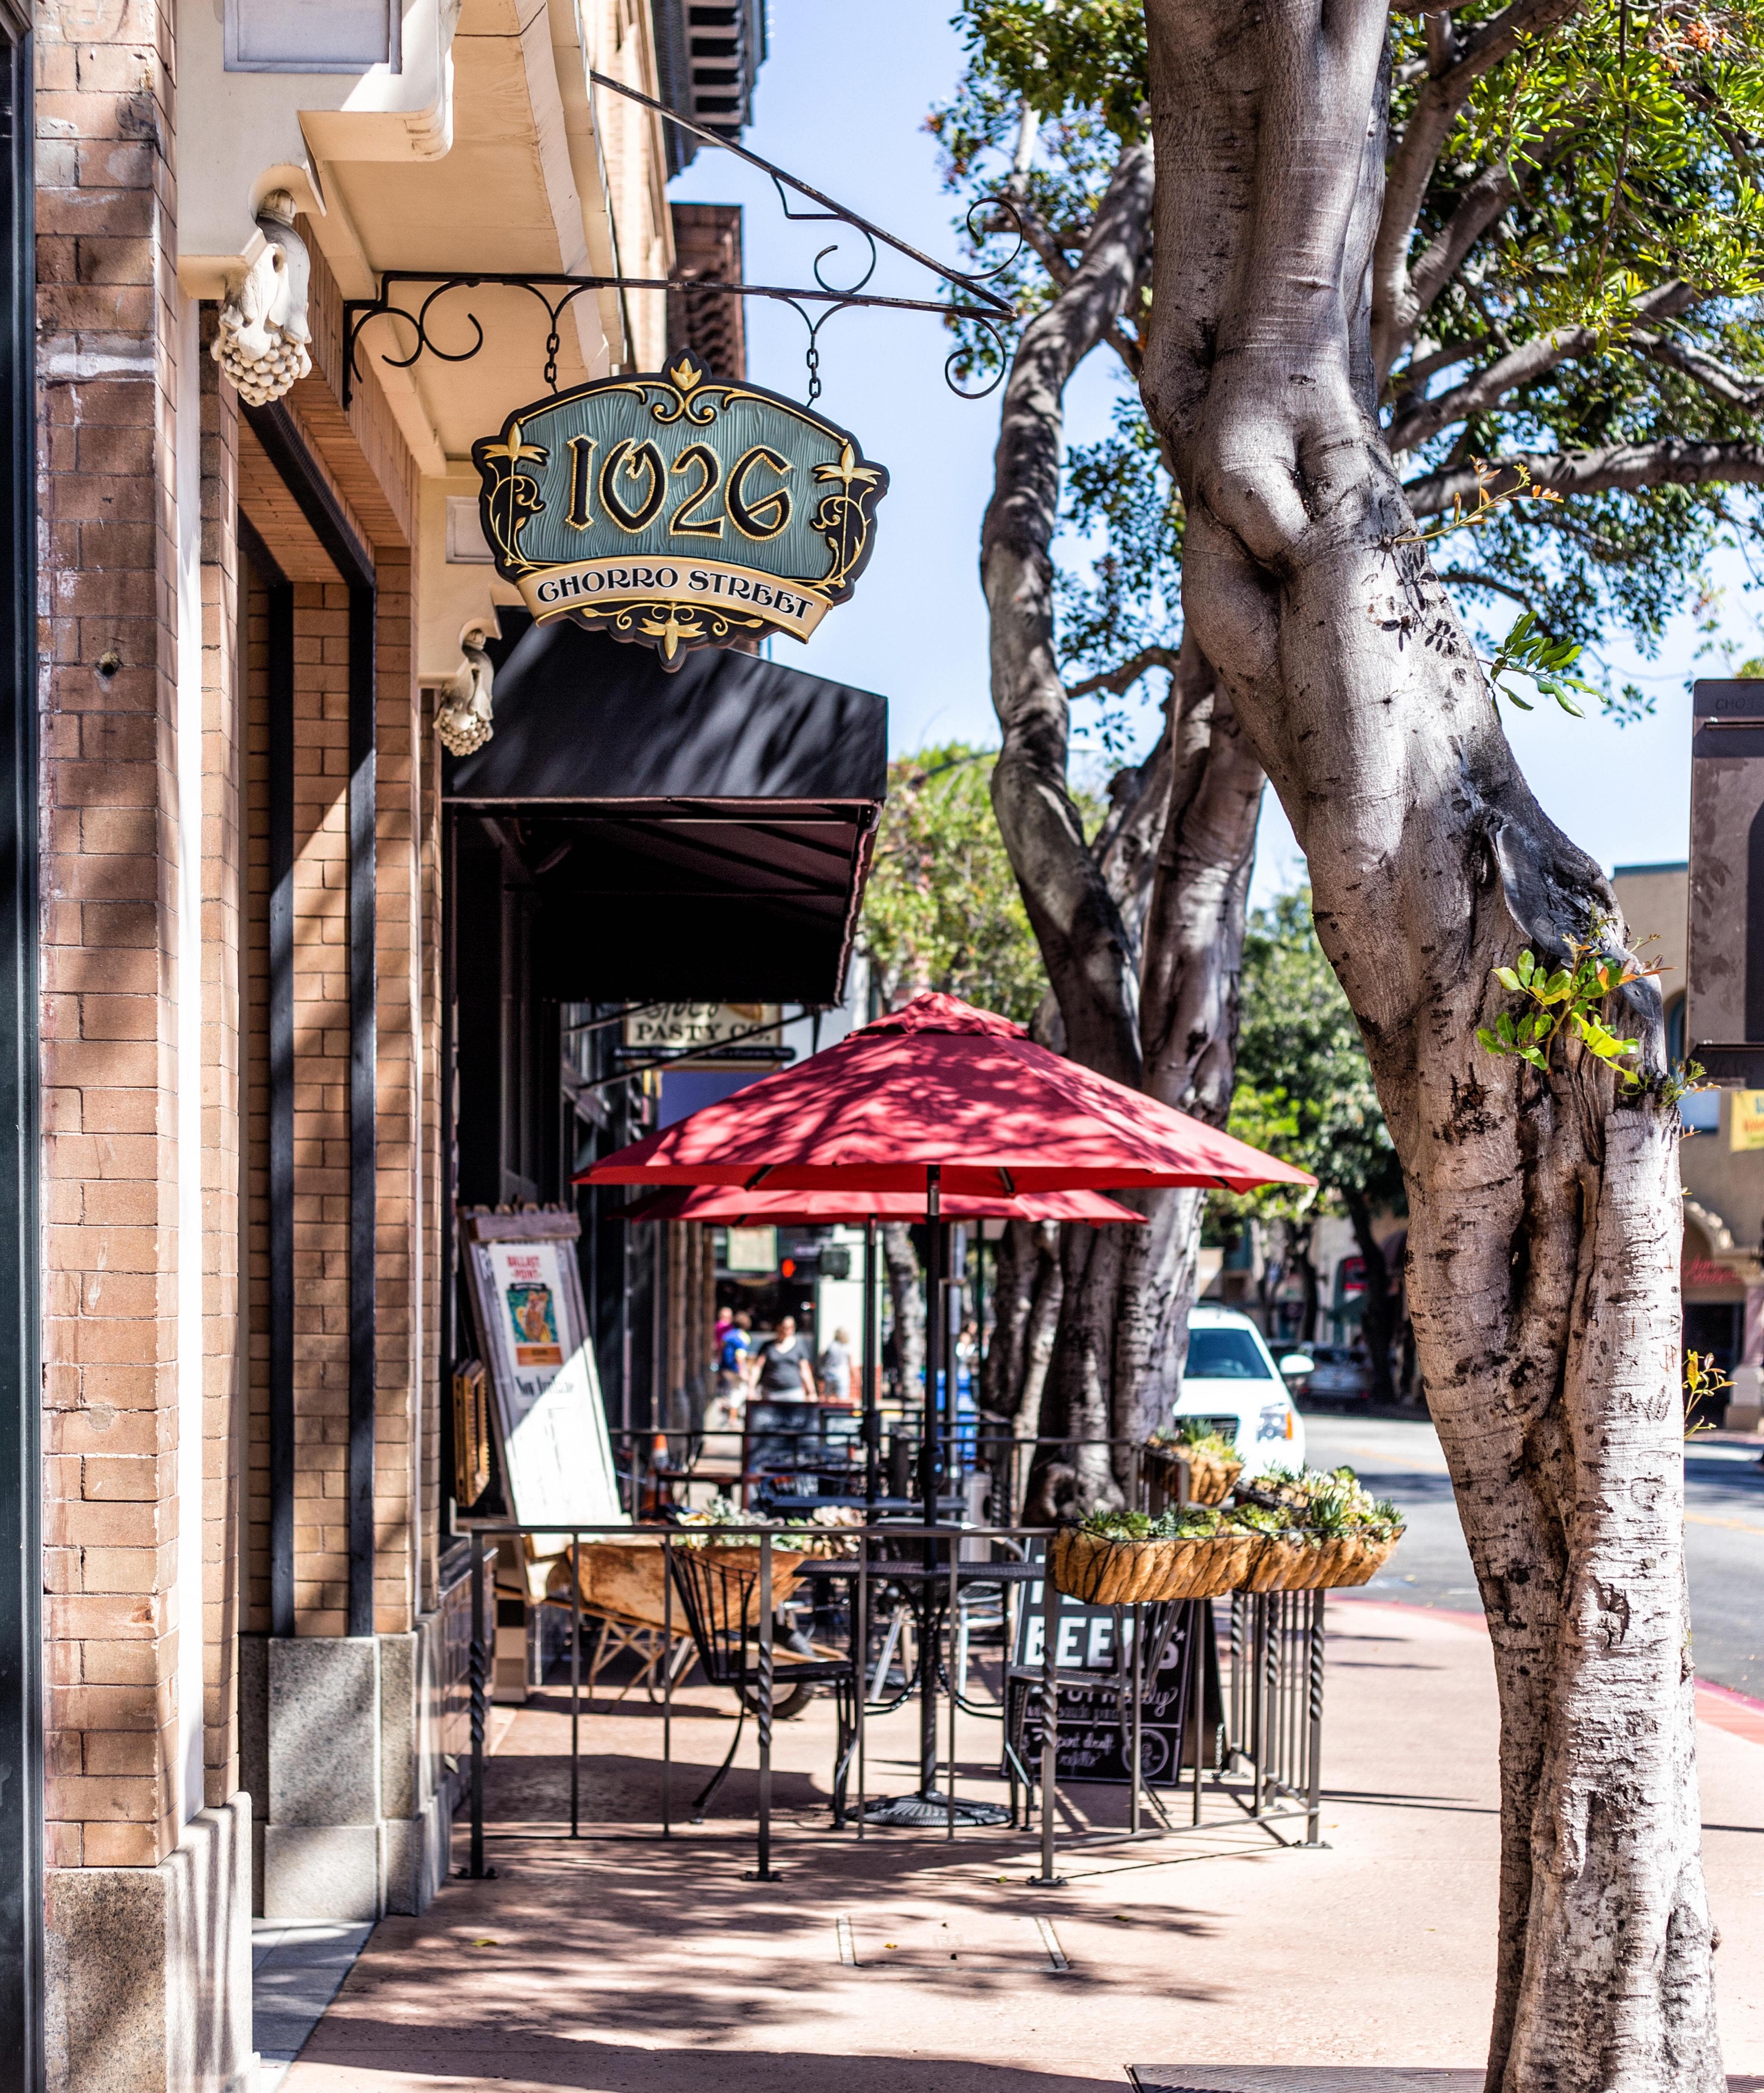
[1477,938,1651,1088]
[1229,886,1402,1220]
[1485,612,1602,717]
[857,742,1101,1022]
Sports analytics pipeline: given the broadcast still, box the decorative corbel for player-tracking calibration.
[212,191,313,407]
[435,622,496,756]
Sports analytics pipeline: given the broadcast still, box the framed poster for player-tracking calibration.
[460,1207,625,1534]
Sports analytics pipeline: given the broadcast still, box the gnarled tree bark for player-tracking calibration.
[1139,2,1718,2083]
[980,143,1266,1497]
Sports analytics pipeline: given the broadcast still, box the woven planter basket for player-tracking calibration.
[1319,1529,1402,1589]
[1142,1442,1243,1510]
[1048,1527,1267,1605]
[1237,1527,1406,1593]
[1240,1532,1312,1592]
[1048,1529,1188,1605]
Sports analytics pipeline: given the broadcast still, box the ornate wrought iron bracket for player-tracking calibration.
[342,68,1019,409]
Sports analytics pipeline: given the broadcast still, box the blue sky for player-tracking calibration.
[671,0,1751,915]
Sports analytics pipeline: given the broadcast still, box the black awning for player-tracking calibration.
[445,617,887,1003]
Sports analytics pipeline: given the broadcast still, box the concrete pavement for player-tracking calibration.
[1306,1411,1764,1694]
[275,1599,1764,2092]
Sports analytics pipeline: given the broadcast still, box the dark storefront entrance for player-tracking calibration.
[441,616,885,1506]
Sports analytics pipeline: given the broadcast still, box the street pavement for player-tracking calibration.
[1306,1409,1764,1696]
[279,1601,1764,2091]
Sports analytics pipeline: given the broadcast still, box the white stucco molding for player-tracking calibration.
[176,0,462,302]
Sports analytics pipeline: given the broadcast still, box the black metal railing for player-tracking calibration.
[456,1516,1332,1881]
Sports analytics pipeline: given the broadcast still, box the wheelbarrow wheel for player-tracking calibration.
[739,1677,817,1721]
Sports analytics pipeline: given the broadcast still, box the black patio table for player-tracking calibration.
[797,1543,1041,1826]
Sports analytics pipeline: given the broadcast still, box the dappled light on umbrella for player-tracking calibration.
[582,992,1316,1196]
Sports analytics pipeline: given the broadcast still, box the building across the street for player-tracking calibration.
[0,3,888,2080]
[1612,860,1764,1424]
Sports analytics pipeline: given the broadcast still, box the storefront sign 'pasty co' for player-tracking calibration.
[470,351,890,668]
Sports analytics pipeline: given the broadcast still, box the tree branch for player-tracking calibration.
[1008,188,1145,375]
[984,139,1156,1087]
[1406,437,1764,516]
[1371,0,1585,382]
[1437,566,1545,613]
[1388,281,1696,453]
[1064,644,1181,700]
[1406,163,1519,320]
[1631,327,1764,410]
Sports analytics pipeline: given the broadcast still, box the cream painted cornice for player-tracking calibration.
[176,0,462,299]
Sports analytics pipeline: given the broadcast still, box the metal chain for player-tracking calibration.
[804,338,822,404]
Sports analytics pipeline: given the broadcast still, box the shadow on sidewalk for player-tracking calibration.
[297,2026,1129,2091]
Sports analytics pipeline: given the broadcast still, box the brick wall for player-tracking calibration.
[37,0,190,1870]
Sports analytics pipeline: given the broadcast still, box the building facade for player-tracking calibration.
[2,4,889,2086]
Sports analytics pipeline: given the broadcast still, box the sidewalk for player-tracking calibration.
[280,1602,1764,2092]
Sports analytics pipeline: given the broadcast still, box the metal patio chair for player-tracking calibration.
[667,1542,858,1826]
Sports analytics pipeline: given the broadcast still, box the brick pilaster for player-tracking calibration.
[37,0,186,1869]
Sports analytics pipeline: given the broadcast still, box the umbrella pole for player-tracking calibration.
[862,1216,880,1509]
[919,1165,942,1519]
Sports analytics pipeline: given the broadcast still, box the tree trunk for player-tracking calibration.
[978,169,1266,1490]
[984,141,1156,1093]
[1140,3,1718,2083]
[1343,1189,1397,1407]
[881,1222,924,1403]
[1290,1218,1320,1345]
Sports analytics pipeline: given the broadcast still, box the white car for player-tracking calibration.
[1173,1305,1309,1476]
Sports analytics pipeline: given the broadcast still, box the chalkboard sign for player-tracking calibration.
[1009,1564,1221,1786]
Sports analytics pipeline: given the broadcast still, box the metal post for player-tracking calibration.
[918,1167,942,1801]
[1129,1601,1142,1836]
[947,1526,959,1839]
[862,1216,880,1506]
[1306,1589,1327,1847]
[569,1532,581,1839]
[1191,1600,1205,1826]
[855,1539,868,1837]
[1028,1551,1063,1886]
[1252,1596,1271,1822]
[746,1529,780,1879]
[467,1530,489,1880]
[919,1167,942,1516]
[662,1532,673,1836]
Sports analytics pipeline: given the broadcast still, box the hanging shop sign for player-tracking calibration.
[623,1001,782,1059]
[470,349,889,668]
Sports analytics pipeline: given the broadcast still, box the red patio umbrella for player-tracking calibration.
[581,992,1310,1829]
[596,1184,1146,1225]
[581,992,1314,1197]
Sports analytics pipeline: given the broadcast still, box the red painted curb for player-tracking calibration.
[1331,1595,1764,1744]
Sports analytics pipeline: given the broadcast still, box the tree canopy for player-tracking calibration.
[1232,889,1405,1218]
[935,0,1764,717]
[857,743,1099,1020]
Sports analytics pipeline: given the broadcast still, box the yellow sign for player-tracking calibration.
[520,555,831,644]
[623,1003,781,1059]
[1731,1091,1764,1150]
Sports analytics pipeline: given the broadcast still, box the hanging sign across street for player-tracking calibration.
[471,349,890,668]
